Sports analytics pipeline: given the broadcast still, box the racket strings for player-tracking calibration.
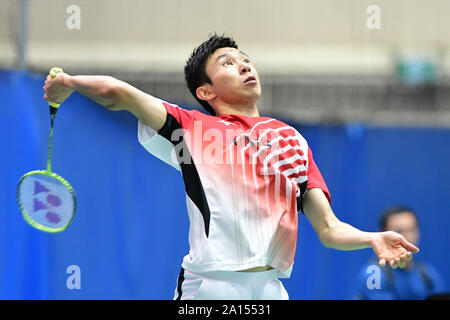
[17,172,76,232]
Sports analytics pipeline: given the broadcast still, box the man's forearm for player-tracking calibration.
[319,221,376,251]
[303,189,418,267]
[61,74,166,130]
[64,75,124,110]
[303,189,376,251]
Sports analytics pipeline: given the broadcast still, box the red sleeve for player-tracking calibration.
[306,147,331,204]
[157,101,197,142]
[162,101,196,129]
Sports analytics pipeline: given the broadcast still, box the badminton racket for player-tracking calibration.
[16,67,77,232]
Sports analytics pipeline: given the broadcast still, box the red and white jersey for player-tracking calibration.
[138,101,331,278]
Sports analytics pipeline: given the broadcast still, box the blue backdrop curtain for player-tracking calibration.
[1,70,448,299]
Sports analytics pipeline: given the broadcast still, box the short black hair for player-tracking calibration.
[379,206,418,231]
[184,33,238,115]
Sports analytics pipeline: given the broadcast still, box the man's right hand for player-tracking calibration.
[43,73,74,106]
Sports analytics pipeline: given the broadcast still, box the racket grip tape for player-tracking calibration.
[48,67,64,109]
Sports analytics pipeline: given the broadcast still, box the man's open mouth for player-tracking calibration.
[244,76,257,83]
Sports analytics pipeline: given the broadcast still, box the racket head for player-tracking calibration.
[17,170,76,233]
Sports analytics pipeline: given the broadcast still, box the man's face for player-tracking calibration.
[385,211,420,245]
[203,47,261,107]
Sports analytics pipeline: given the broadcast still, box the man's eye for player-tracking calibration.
[243,59,250,63]
[224,61,233,66]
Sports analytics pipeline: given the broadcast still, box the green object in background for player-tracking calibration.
[395,57,438,85]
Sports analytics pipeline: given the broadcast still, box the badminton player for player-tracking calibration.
[43,34,419,300]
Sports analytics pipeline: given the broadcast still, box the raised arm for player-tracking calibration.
[303,188,419,268]
[43,72,167,131]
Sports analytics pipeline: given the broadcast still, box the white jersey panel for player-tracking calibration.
[137,120,181,171]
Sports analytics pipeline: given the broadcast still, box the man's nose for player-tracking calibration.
[240,63,251,74]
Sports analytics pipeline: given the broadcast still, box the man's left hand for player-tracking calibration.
[371,231,419,269]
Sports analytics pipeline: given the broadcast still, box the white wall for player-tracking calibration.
[10,0,446,74]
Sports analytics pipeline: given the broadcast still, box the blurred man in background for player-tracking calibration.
[356,206,447,300]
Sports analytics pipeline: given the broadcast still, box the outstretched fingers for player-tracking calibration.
[383,252,413,269]
[398,253,408,268]
[389,258,400,269]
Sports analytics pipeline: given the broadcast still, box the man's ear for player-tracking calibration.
[196,84,216,102]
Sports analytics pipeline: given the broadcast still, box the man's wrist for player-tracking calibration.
[363,232,379,249]
[62,74,75,91]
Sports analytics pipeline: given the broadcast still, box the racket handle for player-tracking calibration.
[48,67,64,109]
